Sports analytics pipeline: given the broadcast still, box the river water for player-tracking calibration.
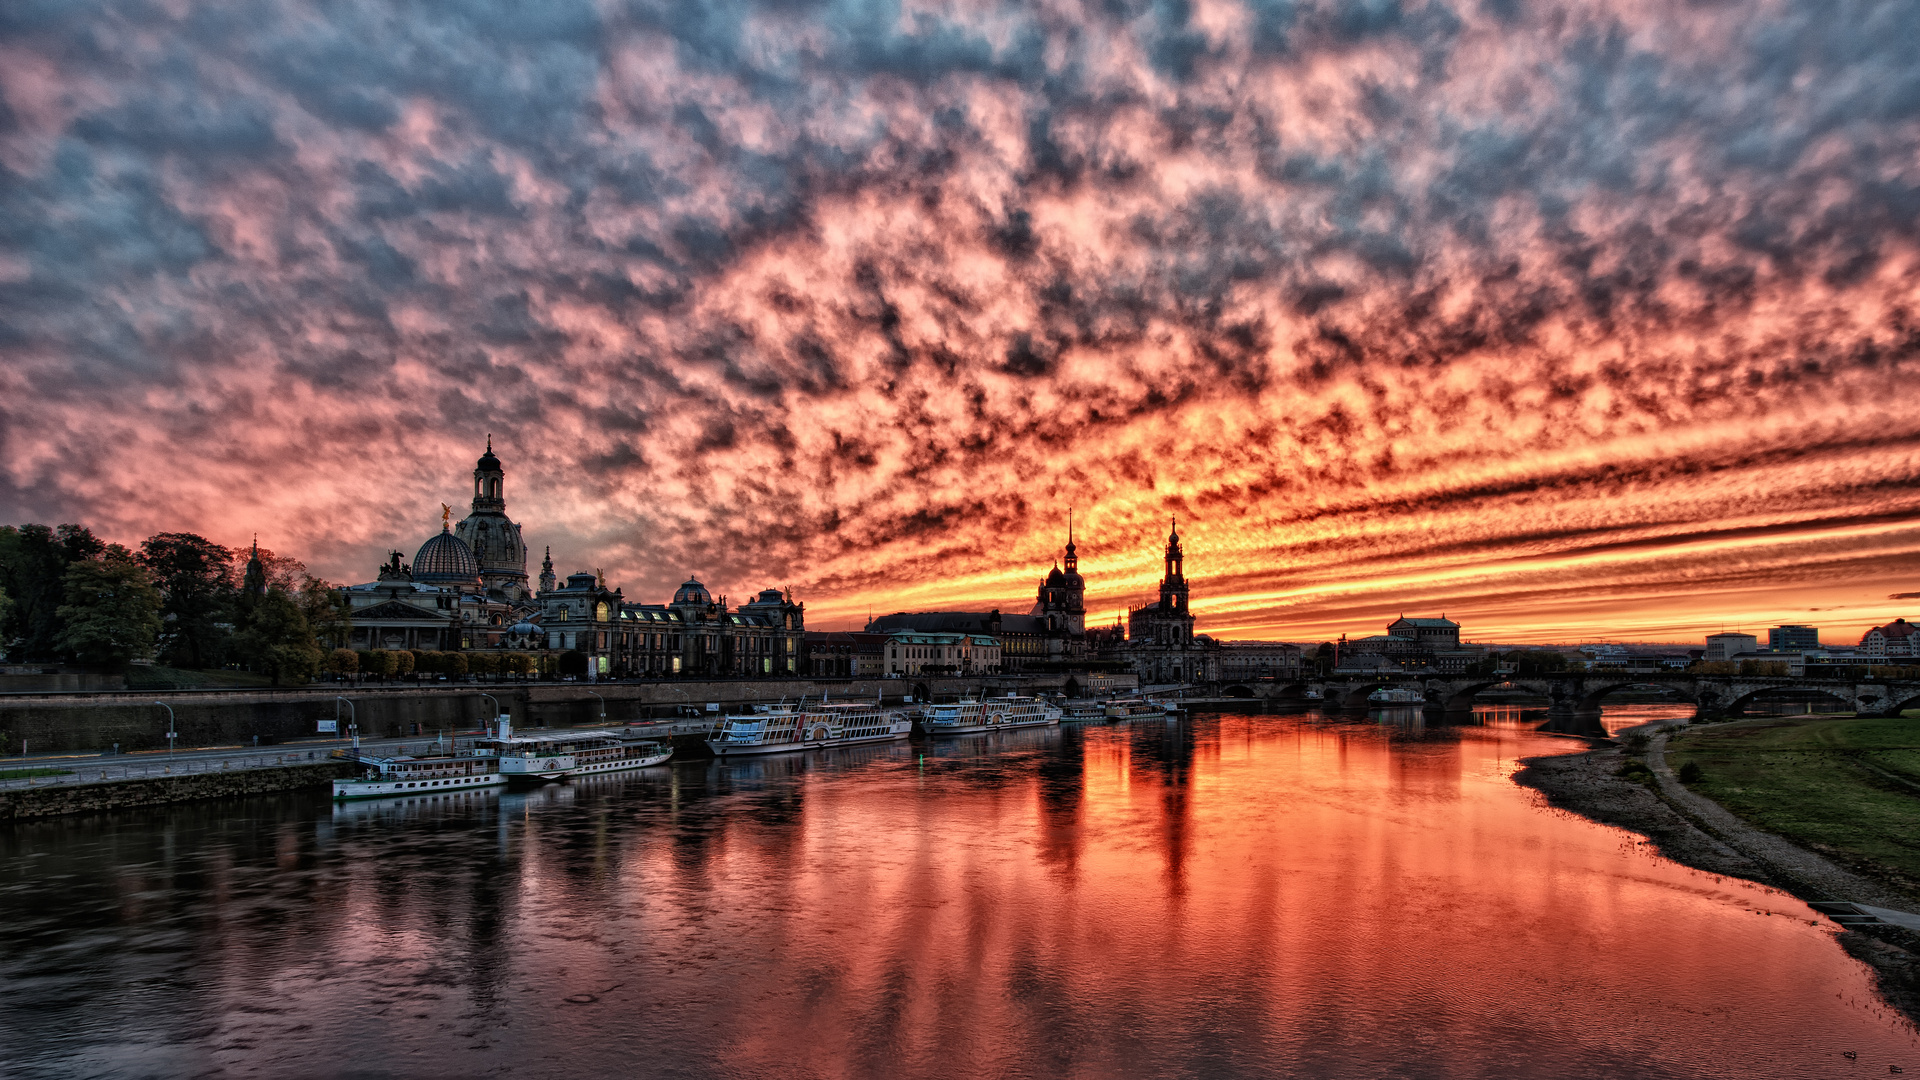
[1,709,1914,1079]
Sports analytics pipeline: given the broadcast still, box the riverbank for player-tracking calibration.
[0,762,354,820]
[1513,717,1920,1026]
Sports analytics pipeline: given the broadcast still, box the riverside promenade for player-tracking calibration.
[0,674,1069,755]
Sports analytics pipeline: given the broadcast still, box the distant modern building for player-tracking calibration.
[1860,619,1919,658]
[1704,632,1759,662]
[1767,625,1820,652]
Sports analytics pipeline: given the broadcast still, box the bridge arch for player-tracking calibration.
[1222,684,1257,699]
[1431,679,1569,714]
[1719,684,1856,718]
[1573,680,1695,716]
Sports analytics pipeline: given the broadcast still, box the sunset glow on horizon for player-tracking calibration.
[7,0,1920,644]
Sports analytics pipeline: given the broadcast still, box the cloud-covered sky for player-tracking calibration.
[6,0,1920,643]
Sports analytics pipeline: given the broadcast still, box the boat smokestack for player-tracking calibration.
[499,714,512,742]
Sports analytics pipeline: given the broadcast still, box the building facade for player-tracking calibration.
[1768,624,1820,651]
[1109,520,1219,684]
[1860,619,1918,658]
[881,630,1002,676]
[1705,632,1761,662]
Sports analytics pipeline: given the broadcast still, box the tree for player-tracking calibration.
[54,554,163,668]
[1314,642,1335,675]
[295,575,352,651]
[230,589,322,685]
[138,532,236,668]
[559,650,589,676]
[0,524,106,660]
[393,648,416,677]
[327,648,359,676]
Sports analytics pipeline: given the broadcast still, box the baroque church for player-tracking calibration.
[1104,519,1218,683]
[341,439,803,676]
[868,520,1091,671]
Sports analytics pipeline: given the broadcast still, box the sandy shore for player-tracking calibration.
[1512,722,1920,1026]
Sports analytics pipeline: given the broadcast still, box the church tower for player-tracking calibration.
[538,546,556,597]
[454,436,531,599]
[1060,511,1086,634]
[1159,517,1187,613]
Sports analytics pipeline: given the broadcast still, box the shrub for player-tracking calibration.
[1615,758,1656,785]
[1621,731,1650,754]
[1677,761,1704,784]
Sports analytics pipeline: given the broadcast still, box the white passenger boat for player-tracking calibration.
[473,716,673,783]
[1058,699,1108,723]
[1104,698,1168,721]
[802,701,914,747]
[1367,687,1425,705]
[332,748,508,801]
[708,704,809,757]
[926,694,1061,734]
[709,701,914,756]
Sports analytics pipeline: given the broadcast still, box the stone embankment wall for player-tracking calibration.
[0,675,1071,753]
[0,762,355,820]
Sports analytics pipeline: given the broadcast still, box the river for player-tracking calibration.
[1,709,1913,1078]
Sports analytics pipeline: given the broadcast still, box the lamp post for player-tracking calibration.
[155,701,177,758]
[479,693,500,737]
[586,690,606,723]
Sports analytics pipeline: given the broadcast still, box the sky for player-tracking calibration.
[5,0,1920,644]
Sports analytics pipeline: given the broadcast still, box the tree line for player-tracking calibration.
[0,525,350,684]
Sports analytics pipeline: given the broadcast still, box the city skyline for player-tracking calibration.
[7,1,1920,644]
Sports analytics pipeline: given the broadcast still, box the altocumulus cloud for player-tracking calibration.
[5,0,1920,639]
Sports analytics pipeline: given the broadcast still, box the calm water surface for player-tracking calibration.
[2,709,1914,1078]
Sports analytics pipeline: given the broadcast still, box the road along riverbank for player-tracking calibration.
[1513,716,1920,1026]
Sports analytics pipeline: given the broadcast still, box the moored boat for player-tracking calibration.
[1104,698,1168,721]
[708,704,809,757]
[333,718,515,800]
[1058,699,1107,723]
[927,694,1061,734]
[1367,687,1424,705]
[473,716,673,783]
[802,701,914,747]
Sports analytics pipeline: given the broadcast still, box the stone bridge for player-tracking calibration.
[1252,673,1920,734]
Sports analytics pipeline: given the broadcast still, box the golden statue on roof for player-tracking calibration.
[441,502,452,528]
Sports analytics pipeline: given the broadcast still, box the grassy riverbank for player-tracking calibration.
[1667,715,1920,904]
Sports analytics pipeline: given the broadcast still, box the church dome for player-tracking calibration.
[413,528,481,585]
[477,447,501,472]
[673,577,713,605]
[1045,566,1066,586]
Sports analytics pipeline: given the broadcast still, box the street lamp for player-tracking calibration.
[155,701,176,757]
[479,693,500,737]
[586,690,606,722]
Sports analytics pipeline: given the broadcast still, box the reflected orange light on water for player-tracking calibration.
[8,716,1914,1078]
